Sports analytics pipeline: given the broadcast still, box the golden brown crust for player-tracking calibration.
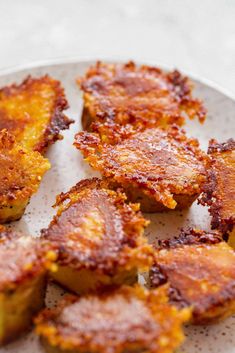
[35,285,190,353]
[0,75,73,153]
[0,129,50,208]
[200,138,235,234]
[207,139,235,154]
[0,227,57,291]
[42,178,152,275]
[150,228,235,324]
[156,228,223,248]
[78,61,206,139]
[74,127,208,210]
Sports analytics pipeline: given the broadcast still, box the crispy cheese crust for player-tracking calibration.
[0,227,57,345]
[74,127,208,212]
[0,75,73,153]
[150,228,235,324]
[35,285,190,353]
[42,178,153,293]
[200,139,235,237]
[42,178,153,294]
[78,61,206,139]
[0,130,50,223]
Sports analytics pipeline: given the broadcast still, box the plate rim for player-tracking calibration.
[0,58,234,353]
[0,56,234,102]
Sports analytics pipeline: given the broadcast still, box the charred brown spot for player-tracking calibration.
[200,138,235,234]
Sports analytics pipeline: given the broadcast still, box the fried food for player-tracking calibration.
[0,75,73,153]
[200,139,235,242]
[78,61,206,139]
[35,284,190,353]
[0,129,50,223]
[42,178,153,294]
[0,227,57,345]
[150,228,235,324]
[74,126,208,212]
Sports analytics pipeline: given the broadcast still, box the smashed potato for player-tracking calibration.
[74,127,208,212]
[0,227,57,345]
[79,61,206,140]
[150,228,235,324]
[0,129,50,223]
[200,139,235,242]
[42,178,153,294]
[35,284,190,353]
[0,75,73,153]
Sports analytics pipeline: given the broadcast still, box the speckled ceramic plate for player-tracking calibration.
[0,60,234,353]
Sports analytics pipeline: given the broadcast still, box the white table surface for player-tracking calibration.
[0,0,234,95]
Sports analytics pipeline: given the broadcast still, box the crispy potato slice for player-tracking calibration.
[0,227,57,345]
[42,178,153,294]
[150,228,235,324]
[0,75,73,153]
[74,127,208,212]
[78,61,206,140]
[200,139,235,242]
[0,129,50,223]
[35,284,190,353]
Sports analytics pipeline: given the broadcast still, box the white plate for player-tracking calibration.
[0,60,235,353]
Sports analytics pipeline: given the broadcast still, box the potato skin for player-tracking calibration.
[150,228,235,324]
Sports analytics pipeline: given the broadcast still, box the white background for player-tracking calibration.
[0,0,234,94]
